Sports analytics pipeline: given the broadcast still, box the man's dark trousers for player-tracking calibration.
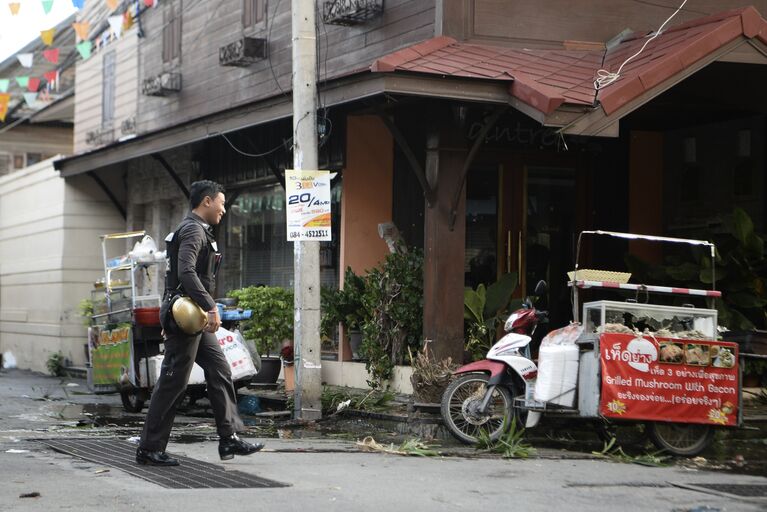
[139,329,244,452]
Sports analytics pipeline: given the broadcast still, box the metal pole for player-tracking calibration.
[292,0,322,420]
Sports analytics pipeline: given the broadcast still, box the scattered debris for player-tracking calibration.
[2,351,17,369]
[126,436,141,444]
[592,438,669,467]
[66,383,80,387]
[357,436,440,457]
[94,468,110,474]
[19,492,40,498]
[476,419,537,459]
[5,449,30,454]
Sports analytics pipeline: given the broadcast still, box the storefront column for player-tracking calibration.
[423,120,467,363]
[339,115,394,361]
[628,131,664,262]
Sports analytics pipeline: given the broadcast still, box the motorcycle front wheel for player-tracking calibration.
[440,373,515,445]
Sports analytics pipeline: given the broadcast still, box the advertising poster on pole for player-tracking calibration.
[285,169,332,241]
[600,333,739,426]
[88,325,134,392]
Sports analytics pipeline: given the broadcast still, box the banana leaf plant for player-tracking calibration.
[625,208,767,331]
[464,272,518,361]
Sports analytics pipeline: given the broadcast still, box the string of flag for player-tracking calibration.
[1,0,159,121]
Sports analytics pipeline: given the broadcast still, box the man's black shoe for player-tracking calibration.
[136,448,180,466]
[218,434,264,460]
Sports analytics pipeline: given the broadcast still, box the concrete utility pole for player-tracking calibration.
[291,0,322,420]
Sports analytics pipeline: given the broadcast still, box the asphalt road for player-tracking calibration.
[1,369,765,512]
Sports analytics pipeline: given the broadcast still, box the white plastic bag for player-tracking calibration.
[534,323,583,406]
[216,326,257,381]
[2,351,17,369]
[129,235,158,263]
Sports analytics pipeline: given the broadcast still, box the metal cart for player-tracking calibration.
[522,231,742,456]
[87,231,165,411]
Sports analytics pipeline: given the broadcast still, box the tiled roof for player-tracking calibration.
[371,6,767,117]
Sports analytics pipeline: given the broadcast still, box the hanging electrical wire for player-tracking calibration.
[594,0,689,90]
[220,132,292,158]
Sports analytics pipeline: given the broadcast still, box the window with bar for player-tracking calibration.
[163,2,182,63]
[243,0,266,29]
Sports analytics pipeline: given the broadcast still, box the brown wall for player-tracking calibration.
[628,131,664,262]
[339,115,393,280]
[442,0,767,47]
[134,0,435,137]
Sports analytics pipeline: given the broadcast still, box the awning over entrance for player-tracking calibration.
[371,6,767,136]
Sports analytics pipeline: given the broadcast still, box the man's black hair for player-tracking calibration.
[189,180,225,209]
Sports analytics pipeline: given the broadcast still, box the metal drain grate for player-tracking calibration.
[38,438,289,489]
[678,483,767,499]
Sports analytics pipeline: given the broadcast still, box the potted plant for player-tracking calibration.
[321,268,368,360]
[281,342,295,392]
[409,343,457,404]
[228,285,293,384]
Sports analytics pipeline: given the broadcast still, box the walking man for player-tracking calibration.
[137,180,264,466]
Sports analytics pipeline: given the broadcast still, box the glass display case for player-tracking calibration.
[583,300,718,340]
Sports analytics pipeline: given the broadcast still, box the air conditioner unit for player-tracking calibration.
[141,72,182,97]
[219,37,267,67]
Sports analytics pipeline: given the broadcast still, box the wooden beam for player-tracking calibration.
[448,106,505,230]
[151,153,189,199]
[376,112,436,207]
[87,171,126,220]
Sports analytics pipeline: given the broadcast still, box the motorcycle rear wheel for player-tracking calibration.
[441,373,516,445]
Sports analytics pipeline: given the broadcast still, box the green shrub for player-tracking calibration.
[228,286,293,357]
[359,249,424,388]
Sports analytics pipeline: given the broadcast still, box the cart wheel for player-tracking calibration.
[595,419,647,447]
[120,388,146,413]
[646,422,714,456]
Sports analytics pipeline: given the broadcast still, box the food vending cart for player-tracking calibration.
[561,231,741,455]
[87,231,165,411]
[87,231,258,412]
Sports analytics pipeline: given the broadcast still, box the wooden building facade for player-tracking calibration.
[55,1,767,379]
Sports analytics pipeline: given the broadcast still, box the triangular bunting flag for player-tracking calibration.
[39,89,52,102]
[0,93,10,122]
[123,10,134,31]
[9,2,20,15]
[72,0,84,8]
[15,76,29,88]
[144,0,154,6]
[76,40,92,60]
[16,53,33,68]
[40,28,56,46]
[41,0,54,14]
[44,70,58,83]
[28,78,41,92]
[106,0,118,10]
[0,79,9,93]
[72,21,89,41]
[108,15,123,38]
[43,48,60,64]
[23,92,38,107]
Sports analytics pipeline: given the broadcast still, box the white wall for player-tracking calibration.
[0,157,124,372]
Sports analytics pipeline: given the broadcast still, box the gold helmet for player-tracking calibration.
[171,296,207,334]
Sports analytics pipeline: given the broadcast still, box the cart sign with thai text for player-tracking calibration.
[88,325,135,392]
[285,169,332,241]
[600,333,738,426]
